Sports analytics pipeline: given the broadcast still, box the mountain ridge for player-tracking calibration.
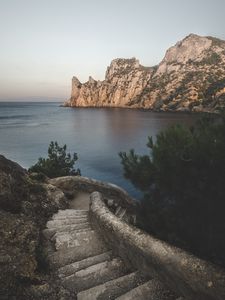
[64,34,225,113]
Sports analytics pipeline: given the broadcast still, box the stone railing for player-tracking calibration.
[49,176,137,223]
[90,191,225,300]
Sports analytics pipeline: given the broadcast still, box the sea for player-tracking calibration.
[0,102,199,199]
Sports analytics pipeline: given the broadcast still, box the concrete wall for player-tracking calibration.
[90,191,225,300]
[49,176,137,214]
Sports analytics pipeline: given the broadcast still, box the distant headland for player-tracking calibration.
[64,34,225,113]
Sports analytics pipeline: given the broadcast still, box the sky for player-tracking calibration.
[0,0,224,101]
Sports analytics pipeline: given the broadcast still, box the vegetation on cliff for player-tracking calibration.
[120,115,225,267]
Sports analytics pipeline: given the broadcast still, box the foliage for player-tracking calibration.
[200,52,221,65]
[205,78,225,99]
[119,116,225,266]
[29,141,81,178]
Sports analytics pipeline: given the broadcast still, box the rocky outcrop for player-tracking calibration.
[64,58,153,108]
[65,34,225,113]
[0,155,68,299]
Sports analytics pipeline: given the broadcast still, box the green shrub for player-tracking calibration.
[119,116,225,266]
[201,52,221,65]
[29,141,81,178]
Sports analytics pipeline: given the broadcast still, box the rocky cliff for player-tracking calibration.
[0,155,69,299]
[64,34,225,113]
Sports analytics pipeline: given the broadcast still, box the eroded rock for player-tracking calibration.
[65,34,225,113]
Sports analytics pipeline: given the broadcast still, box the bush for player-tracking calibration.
[29,141,81,178]
[200,52,221,65]
[119,116,225,266]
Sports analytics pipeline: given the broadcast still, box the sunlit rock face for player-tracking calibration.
[155,34,213,75]
[64,57,153,107]
[65,34,225,113]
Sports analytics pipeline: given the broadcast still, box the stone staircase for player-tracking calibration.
[43,204,182,299]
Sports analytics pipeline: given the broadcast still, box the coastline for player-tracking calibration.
[61,102,220,115]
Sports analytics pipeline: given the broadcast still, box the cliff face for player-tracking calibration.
[65,34,225,112]
[65,58,153,107]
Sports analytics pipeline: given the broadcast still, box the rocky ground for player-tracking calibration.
[0,155,69,299]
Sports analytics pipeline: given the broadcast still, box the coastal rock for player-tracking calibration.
[0,155,28,212]
[64,57,153,107]
[155,34,213,75]
[0,210,39,299]
[65,34,225,113]
[0,155,69,299]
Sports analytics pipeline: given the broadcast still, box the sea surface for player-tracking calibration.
[0,102,200,199]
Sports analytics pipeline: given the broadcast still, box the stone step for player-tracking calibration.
[51,210,89,220]
[49,231,108,268]
[51,226,93,238]
[46,217,89,229]
[57,208,89,214]
[51,214,88,220]
[56,209,89,216]
[54,230,98,251]
[43,222,91,239]
[116,278,176,300]
[58,251,113,278]
[61,257,129,293]
[77,271,150,300]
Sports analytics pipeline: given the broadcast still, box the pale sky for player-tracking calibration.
[0,0,224,101]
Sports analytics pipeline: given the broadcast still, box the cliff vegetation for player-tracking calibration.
[120,115,225,267]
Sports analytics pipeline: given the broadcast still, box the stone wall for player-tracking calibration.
[90,191,225,300]
[49,176,137,214]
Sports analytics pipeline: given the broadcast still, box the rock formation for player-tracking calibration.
[64,58,153,108]
[0,155,68,299]
[65,34,225,113]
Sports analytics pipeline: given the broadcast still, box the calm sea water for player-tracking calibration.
[0,102,199,199]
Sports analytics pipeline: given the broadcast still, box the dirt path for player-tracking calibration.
[69,192,91,210]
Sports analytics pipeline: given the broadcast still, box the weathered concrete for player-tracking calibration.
[52,214,88,220]
[58,251,113,278]
[46,217,89,228]
[61,258,128,293]
[116,279,175,300]
[54,230,97,251]
[49,176,136,208]
[90,191,225,300]
[55,209,89,215]
[69,191,90,210]
[43,222,91,239]
[48,231,108,268]
[77,271,150,300]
